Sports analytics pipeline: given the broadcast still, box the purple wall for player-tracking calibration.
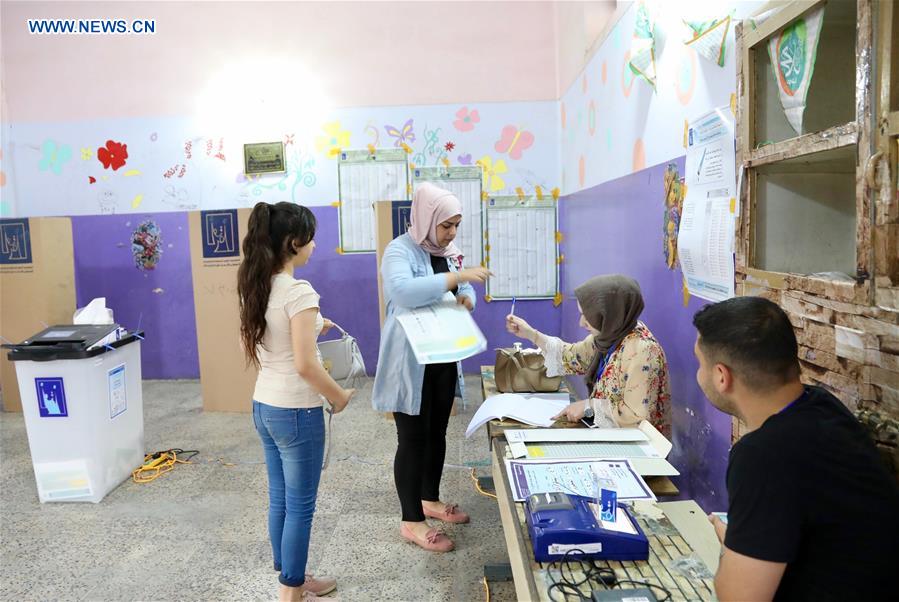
[296,207,382,371]
[72,212,199,379]
[70,206,561,381]
[304,206,561,376]
[462,283,561,374]
[558,158,731,510]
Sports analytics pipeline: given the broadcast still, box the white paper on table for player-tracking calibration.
[505,427,651,444]
[504,422,680,477]
[677,107,736,303]
[395,293,487,365]
[504,457,656,503]
[464,393,569,438]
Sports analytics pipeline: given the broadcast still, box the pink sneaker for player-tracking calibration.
[423,502,470,524]
[302,573,336,596]
[400,523,455,552]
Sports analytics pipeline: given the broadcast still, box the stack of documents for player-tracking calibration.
[504,421,679,477]
[465,393,570,438]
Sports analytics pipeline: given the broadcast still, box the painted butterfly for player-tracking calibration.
[384,118,415,148]
[494,125,534,160]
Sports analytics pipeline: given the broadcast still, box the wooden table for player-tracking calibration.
[480,366,680,497]
[491,439,718,602]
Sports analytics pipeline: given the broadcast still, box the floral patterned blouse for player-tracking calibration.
[544,321,671,438]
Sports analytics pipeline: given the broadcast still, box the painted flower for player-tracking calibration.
[97,140,128,171]
[444,141,455,152]
[453,107,480,132]
[457,154,473,166]
[314,121,351,158]
[477,155,508,192]
[38,140,73,175]
[80,147,93,160]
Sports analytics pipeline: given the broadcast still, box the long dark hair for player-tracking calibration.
[238,201,317,367]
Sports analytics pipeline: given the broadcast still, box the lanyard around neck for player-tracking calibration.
[595,344,618,382]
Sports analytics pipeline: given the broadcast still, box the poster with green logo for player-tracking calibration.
[767,6,825,134]
[628,1,656,89]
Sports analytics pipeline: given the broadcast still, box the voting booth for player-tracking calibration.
[0,217,77,412]
[5,324,144,503]
[188,209,257,413]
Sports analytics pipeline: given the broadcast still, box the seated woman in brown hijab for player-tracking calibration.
[506,274,671,437]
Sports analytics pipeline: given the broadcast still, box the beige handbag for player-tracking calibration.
[494,343,563,393]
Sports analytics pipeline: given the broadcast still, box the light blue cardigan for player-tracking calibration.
[371,233,476,414]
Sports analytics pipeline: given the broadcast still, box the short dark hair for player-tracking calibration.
[693,297,800,390]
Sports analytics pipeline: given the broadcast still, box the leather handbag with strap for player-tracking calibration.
[494,343,562,393]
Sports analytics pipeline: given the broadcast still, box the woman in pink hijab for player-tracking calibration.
[372,182,491,552]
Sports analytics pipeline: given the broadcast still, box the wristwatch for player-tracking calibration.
[583,402,595,419]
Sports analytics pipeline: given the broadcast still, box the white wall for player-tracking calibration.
[1,0,559,122]
[559,0,764,194]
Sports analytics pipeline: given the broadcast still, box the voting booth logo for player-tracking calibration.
[35,378,68,418]
[0,218,32,265]
[391,200,412,239]
[201,210,239,258]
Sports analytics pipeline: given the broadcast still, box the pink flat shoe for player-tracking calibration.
[302,573,336,596]
[400,523,455,552]
[423,502,470,524]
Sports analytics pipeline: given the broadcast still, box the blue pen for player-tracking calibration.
[510,297,516,317]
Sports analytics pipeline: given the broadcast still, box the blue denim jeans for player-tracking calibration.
[253,401,325,587]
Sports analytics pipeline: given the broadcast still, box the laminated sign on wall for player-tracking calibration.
[485,195,559,300]
[338,149,409,253]
[677,108,736,303]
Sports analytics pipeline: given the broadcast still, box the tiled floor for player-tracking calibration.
[1,377,516,602]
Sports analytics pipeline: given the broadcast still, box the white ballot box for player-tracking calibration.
[5,324,145,503]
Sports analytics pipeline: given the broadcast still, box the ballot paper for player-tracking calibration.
[505,457,655,503]
[73,297,125,350]
[395,293,487,364]
[464,393,570,438]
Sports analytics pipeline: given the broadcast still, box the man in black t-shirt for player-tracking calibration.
[692,297,899,602]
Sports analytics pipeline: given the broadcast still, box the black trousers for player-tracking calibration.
[393,362,458,522]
